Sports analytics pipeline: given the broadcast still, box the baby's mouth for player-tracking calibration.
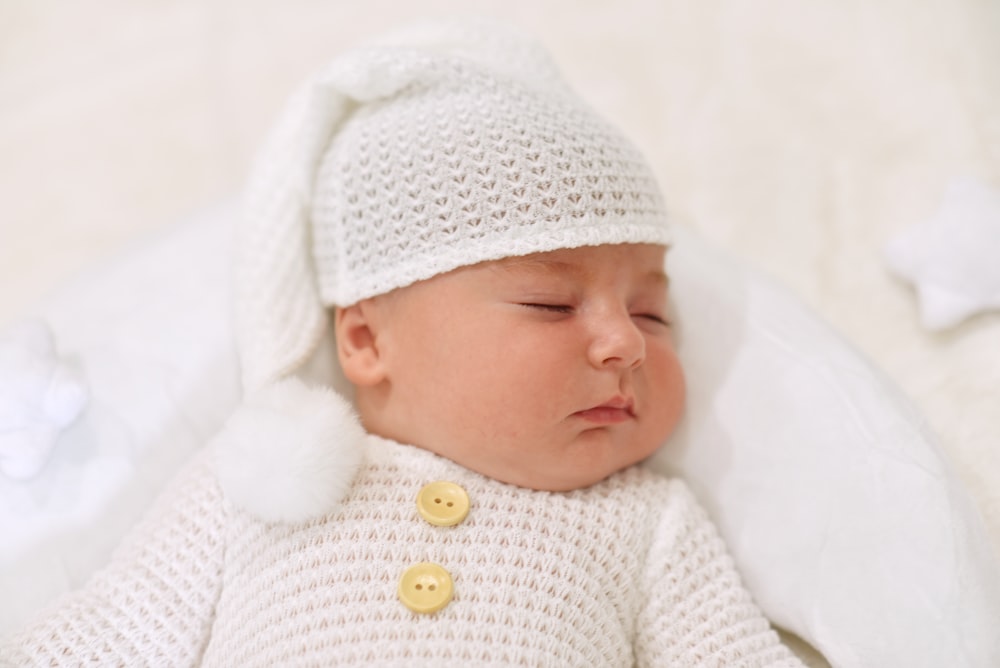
[572,397,636,425]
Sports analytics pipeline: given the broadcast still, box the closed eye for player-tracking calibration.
[634,313,671,326]
[520,303,574,314]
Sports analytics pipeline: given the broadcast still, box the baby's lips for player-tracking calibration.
[573,396,636,424]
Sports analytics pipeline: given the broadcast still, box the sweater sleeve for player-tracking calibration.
[1,449,227,667]
[634,479,805,668]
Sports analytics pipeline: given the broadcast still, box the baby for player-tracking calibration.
[3,20,804,667]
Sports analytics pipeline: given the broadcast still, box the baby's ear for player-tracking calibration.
[334,302,387,386]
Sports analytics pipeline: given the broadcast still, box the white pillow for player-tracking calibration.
[649,226,1000,667]
[2,204,998,667]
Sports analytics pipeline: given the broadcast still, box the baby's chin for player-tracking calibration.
[363,416,668,491]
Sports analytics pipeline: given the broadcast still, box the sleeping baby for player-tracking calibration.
[2,19,805,667]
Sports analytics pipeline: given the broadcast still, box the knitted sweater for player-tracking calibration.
[3,437,803,667]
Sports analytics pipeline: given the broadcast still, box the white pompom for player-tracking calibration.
[212,378,365,524]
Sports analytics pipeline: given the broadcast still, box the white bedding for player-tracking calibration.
[3,3,999,666]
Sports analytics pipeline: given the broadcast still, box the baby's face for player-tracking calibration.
[341,243,685,491]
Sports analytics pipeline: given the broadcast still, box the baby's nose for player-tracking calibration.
[587,310,646,370]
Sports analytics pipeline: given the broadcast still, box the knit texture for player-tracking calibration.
[2,454,226,666]
[4,438,802,667]
[311,53,671,307]
[235,18,671,391]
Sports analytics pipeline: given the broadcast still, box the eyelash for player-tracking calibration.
[522,303,573,314]
[520,303,670,326]
[639,313,671,326]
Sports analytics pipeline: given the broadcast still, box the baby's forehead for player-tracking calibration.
[367,243,670,310]
[484,243,669,281]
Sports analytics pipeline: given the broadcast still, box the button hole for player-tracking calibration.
[415,584,423,590]
[428,584,437,591]
[434,498,442,504]
[446,502,454,507]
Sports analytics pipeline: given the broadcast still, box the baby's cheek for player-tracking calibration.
[645,348,685,430]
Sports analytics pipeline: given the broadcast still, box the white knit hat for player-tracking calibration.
[214,18,671,523]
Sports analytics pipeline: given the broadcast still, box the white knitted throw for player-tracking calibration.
[4,437,802,667]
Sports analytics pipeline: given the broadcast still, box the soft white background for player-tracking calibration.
[2,1,998,660]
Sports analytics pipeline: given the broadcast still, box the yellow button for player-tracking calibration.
[398,562,454,614]
[416,481,470,527]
